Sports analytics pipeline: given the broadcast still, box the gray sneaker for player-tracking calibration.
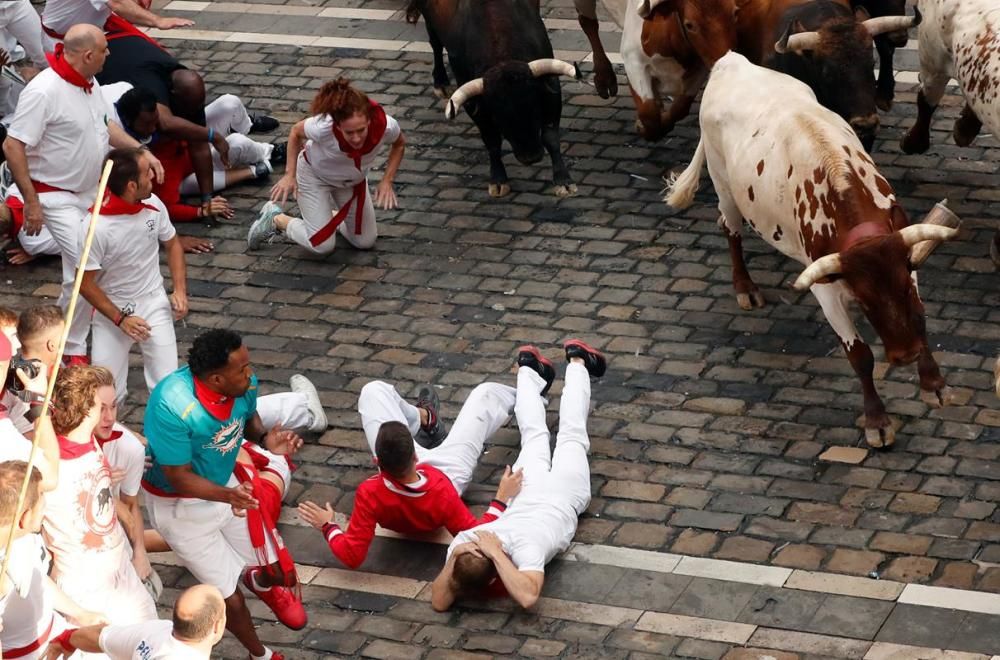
[415,384,447,449]
[247,201,282,250]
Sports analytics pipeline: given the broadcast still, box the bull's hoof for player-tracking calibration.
[553,183,577,198]
[736,290,766,311]
[488,182,511,198]
[953,118,980,147]
[433,86,451,100]
[900,129,930,154]
[864,424,896,449]
[875,90,893,112]
[920,385,955,408]
[990,231,1000,270]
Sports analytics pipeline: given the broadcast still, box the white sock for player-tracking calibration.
[250,569,271,592]
[251,648,273,660]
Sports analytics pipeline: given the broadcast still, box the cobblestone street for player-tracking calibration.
[4,0,1000,657]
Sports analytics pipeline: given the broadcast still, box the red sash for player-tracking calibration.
[233,456,298,592]
[43,14,167,52]
[6,180,75,235]
[307,101,388,247]
[1,615,54,658]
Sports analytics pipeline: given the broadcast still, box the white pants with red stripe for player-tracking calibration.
[357,380,516,495]
[90,289,178,402]
[10,185,95,356]
[284,153,377,255]
[256,392,312,431]
[511,363,592,516]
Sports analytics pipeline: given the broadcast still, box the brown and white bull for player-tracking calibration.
[667,52,959,448]
[900,0,1000,268]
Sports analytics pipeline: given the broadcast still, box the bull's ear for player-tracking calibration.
[854,5,871,22]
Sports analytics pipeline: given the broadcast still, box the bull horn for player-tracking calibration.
[528,58,581,80]
[793,253,843,291]
[444,78,485,120]
[775,26,821,54]
[862,14,919,37]
[637,0,653,19]
[898,223,959,249]
[909,200,960,267]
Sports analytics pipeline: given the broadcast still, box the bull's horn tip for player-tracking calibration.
[912,6,922,25]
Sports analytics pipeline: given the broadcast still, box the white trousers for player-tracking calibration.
[91,289,178,402]
[145,475,279,599]
[256,392,312,431]
[57,546,158,631]
[0,1,47,68]
[357,380,516,495]
[15,223,58,256]
[284,153,377,255]
[513,363,592,516]
[178,94,272,195]
[11,186,94,355]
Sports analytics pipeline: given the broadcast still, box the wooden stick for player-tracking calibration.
[0,159,114,581]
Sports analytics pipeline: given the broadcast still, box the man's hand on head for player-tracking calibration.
[473,531,505,561]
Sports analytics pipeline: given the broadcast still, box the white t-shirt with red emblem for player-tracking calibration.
[41,435,127,586]
[98,423,146,499]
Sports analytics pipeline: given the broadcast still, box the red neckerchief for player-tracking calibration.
[308,102,388,246]
[95,429,123,448]
[193,376,235,420]
[233,458,298,592]
[45,44,93,94]
[57,434,96,459]
[88,191,158,215]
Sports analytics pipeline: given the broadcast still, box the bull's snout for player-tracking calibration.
[514,149,545,166]
[850,114,880,151]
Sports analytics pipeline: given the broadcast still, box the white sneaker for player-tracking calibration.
[290,374,327,433]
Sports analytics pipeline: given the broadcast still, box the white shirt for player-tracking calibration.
[83,194,176,305]
[6,68,112,193]
[102,81,134,127]
[99,619,208,660]
[302,113,400,188]
[0,390,32,436]
[41,0,110,36]
[0,416,32,462]
[447,497,579,573]
[0,534,60,658]
[99,423,145,499]
[42,437,128,586]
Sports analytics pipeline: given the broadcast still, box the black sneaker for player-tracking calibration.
[269,142,287,166]
[415,384,447,449]
[517,345,556,396]
[564,339,606,378]
[249,113,279,134]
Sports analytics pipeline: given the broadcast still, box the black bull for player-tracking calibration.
[408,0,579,197]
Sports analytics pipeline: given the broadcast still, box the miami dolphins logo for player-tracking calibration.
[203,418,244,455]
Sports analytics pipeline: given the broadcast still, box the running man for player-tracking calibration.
[298,377,524,569]
[430,340,606,611]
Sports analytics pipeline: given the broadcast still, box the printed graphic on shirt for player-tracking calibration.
[77,460,117,548]
[202,417,244,457]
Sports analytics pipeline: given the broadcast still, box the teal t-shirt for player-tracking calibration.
[143,365,258,494]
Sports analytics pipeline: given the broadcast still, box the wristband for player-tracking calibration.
[207,127,215,142]
[55,628,78,653]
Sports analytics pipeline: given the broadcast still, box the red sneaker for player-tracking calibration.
[247,652,284,660]
[242,568,307,630]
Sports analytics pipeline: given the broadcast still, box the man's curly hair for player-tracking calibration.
[188,329,243,378]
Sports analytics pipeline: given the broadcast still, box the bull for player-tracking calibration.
[850,0,909,110]
[666,51,959,448]
[899,0,1000,269]
[408,0,579,198]
[623,0,914,148]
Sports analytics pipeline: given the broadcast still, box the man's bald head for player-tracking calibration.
[173,584,226,642]
[61,24,109,78]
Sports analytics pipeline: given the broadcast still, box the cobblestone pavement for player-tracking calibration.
[4,0,1000,657]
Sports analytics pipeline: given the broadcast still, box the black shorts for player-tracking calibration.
[98,36,205,124]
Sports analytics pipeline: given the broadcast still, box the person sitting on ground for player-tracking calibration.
[431,340,606,611]
[297,372,523,570]
[107,83,283,227]
[79,147,188,403]
[46,583,226,659]
[248,77,405,254]
[0,460,106,659]
[42,365,158,625]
